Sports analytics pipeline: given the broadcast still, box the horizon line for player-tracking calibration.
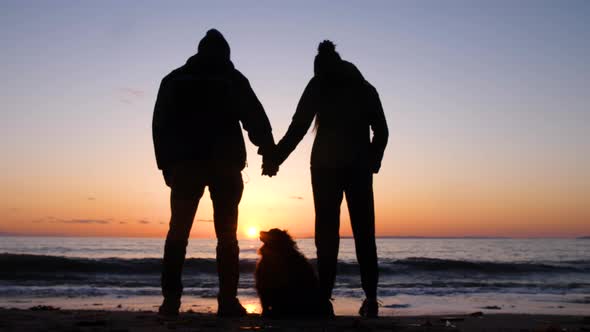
[0,233,587,240]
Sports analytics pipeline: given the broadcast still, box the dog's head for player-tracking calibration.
[258,228,298,254]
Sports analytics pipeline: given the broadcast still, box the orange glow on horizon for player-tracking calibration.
[0,136,588,239]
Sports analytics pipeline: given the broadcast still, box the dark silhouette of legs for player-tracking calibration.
[311,167,379,317]
[160,165,245,316]
[161,171,205,299]
[344,169,378,299]
[209,171,243,301]
[311,168,343,301]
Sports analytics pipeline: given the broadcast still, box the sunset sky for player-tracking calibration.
[1,1,588,238]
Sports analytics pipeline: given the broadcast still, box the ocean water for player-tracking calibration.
[0,236,589,316]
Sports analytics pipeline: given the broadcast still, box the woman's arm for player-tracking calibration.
[275,79,318,165]
[367,83,389,173]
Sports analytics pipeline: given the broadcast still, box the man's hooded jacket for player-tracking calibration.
[152,30,274,172]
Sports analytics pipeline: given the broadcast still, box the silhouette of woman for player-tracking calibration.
[270,40,388,317]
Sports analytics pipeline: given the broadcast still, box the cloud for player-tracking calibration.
[35,218,107,225]
[56,219,111,225]
[30,216,65,224]
[117,87,145,104]
[137,220,150,224]
[120,87,145,97]
[289,196,304,200]
[196,218,213,223]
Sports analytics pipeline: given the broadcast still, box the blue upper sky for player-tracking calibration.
[0,1,588,237]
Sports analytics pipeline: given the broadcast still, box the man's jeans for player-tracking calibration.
[161,163,243,300]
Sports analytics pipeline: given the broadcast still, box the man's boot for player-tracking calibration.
[158,291,181,318]
[216,239,247,317]
[359,297,379,318]
[217,295,247,317]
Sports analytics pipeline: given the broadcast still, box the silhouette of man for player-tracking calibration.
[265,40,388,317]
[152,29,275,317]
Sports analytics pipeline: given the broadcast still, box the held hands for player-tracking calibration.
[261,146,280,177]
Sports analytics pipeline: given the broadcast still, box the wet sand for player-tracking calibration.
[1,307,588,332]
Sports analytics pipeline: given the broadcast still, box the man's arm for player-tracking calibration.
[234,72,275,156]
[152,77,174,172]
[367,83,389,173]
[275,79,318,165]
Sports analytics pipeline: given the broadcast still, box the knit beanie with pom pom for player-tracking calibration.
[314,40,342,76]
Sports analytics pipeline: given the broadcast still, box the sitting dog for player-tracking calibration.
[255,228,331,317]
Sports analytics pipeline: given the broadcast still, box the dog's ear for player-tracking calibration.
[267,229,283,241]
[277,229,297,249]
[280,229,293,240]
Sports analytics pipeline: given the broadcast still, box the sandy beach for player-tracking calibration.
[1,307,588,332]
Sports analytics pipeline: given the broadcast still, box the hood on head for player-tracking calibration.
[198,29,230,60]
[186,29,234,74]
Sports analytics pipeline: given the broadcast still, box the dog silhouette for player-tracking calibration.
[255,228,329,317]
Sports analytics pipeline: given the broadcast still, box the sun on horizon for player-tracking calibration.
[245,226,259,239]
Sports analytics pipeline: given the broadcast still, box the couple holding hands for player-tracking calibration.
[152,29,388,318]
